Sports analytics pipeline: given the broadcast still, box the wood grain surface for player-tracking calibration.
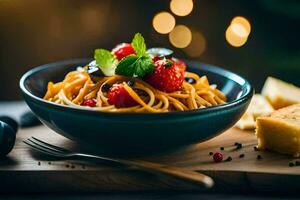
[0,125,300,193]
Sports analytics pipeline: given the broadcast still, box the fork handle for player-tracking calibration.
[123,159,214,188]
[76,154,214,188]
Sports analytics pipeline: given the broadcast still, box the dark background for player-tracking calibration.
[0,0,299,101]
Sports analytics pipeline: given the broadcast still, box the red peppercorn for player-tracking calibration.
[81,99,97,107]
[213,152,223,163]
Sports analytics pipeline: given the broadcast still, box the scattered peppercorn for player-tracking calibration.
[236,143,242,150]
[239,154,245,158]
[102,83,111,92]
[289,162,295,167]
[127,80,135,87]
[71,165,75,169]
[48,161,51,165]
[254,146,258,151]
[257,155,262,160]
[225,156,232,162]
[209,152,213,156]
[234,142,239,146]
[38,161,41,166]
[213,152,223,163]
[65,164,70,168]
[220,147,224,151]
[296,161,300,166]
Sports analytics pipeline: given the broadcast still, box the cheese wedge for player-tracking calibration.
[235,94,274,130]
[256,104,300,157]
[262,77,300,109]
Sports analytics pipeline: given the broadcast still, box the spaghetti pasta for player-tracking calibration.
[44,70,227,113]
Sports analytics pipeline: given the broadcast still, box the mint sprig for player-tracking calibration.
[115,55,153,77]
[116,33,154,77]
[131,33,146,56]
[94,49,117,76]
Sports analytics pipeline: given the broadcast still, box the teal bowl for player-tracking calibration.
[20,59,253,156]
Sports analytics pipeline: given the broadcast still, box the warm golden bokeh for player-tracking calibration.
[170,0,194,17]
[231,16,251,34]
[152,12,176,34]
[169,25,192,48]
[226,16,251,47]
[230,23,248,38]
[184,31,206,57]
[225,25,248,47]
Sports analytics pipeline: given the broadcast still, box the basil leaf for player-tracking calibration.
[94,49,118,76]
[115,55,154,77]
[133,55,154,77]
[115,55,139,77]
[94,49,117,68]
[131,33,146,57]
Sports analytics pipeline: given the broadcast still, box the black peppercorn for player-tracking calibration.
[225,156,232,162]
[220,147,224,151]
[209,152,213,156]
[295,161,300,166]
[239,154,245,158]
[257,155,262,160]
[254,146,258,151]
[289,162,295,167]
[236,143,242,150]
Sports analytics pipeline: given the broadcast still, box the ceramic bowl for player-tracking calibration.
[20,59,253,156]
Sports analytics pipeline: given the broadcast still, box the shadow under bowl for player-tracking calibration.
[20,59,253,156]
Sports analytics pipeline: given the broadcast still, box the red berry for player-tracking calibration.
[213,152,223,163]
[108,84,138,108]
[172,58,187,71]
[81,99,97,107]
[112,43,135,61]
[151,55,161,63]
[145,59,184,93]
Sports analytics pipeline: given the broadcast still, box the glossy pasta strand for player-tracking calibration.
[44,70,226,112]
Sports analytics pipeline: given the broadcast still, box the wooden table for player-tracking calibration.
[0,102,300,197]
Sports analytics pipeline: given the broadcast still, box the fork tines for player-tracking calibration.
[23,137,69,157]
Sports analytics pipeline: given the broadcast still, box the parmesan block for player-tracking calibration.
[262,77,300,109]
[256,104,300,157]
[235,94,274,130]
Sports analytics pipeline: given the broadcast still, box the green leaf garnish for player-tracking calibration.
[164,59,173,67]
[94,49,116,68]
[131,33,147,57]
[94,49,117,76]
[116,55,154,77]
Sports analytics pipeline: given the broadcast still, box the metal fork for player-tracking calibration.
[23,137,214,188]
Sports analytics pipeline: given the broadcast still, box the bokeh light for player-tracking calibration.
[170,0,194,17]
[169,25,192,48]
[184,31,206,57]
[230,23,248,38]
[231,16,251,34]
[225,25,248,47]
[226,16,251,47]
[152,12,176,34]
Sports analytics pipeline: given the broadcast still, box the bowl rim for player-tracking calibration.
[19,58,253,117]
